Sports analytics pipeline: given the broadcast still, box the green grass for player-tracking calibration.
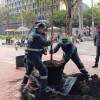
[0,34,24,40]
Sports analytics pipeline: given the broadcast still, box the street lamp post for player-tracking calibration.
[91,0,95,34]
[79,0,83,35]
[20,0,24,35]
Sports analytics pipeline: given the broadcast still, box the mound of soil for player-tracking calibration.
[21,60,100,100]
[21,74,100,100]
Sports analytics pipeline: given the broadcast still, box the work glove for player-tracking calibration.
[42,48,47,55]
[49,35,57,43]
[49,49,54,54]
[81,70,92,80]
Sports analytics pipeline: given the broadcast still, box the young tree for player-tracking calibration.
[21,0,80,62]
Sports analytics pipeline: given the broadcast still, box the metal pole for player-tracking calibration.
[91,0,95,34]
[79,0,83,35]
[50,0,54,63]
[20,0,24,35]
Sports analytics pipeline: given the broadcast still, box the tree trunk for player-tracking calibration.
[44,0,47,15]
[65,0,79,35]
[66,14,73,35]
[66,0,73,35]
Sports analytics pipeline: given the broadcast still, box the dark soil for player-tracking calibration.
[43,60,64,67]
[21,74,100,100]
[21,60,100,100]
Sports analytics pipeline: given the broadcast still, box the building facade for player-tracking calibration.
[5,0,32,16]
[0,0,60,33]
[4,0,59,17]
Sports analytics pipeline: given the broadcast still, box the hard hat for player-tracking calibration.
[35,23,46,29]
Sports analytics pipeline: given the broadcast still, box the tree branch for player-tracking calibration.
[72,0,79,8]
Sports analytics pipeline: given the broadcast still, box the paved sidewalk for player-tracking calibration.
[76,41,96,56]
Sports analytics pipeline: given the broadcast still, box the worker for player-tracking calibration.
[92,26,100,68]
[21,23,56,99]
[50,36,90,79]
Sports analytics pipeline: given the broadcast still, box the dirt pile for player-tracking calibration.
[21,74,100,100]
[21,60,100,100]
[68,74,100,100]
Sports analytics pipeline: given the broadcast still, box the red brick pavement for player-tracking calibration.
[0,47,25,100]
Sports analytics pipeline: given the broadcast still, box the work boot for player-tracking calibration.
[20,84,26,93]
[92,64,98,68]
[81,70,90,79]
[22,75,29,85]
[35,91,48,100]
[20,75,29,92]
[38,87,57,100]
[28,82,39,92]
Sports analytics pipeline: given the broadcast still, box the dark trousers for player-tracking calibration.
[95,47,100,65]
[22,52,48,92]
[62,48,87,74]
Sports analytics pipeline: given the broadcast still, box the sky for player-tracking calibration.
[83,0,100,7]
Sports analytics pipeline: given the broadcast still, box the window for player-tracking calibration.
[12,3,13,8]
[19,1,20,6]
[17,8,19,12]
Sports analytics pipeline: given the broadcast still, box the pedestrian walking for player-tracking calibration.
[92,26,100,68]
[15,41,20,51]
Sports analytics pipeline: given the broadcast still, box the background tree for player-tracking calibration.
[93,2,100,26]
[0,6,23,25]
[49,10,66,27]
[72,15,79,27]
[47,0,80,34]
[83,8,92,27]
[83,2,100,27]
[18,8,36,26]
[62,0,80,34]
[0,7,13,25]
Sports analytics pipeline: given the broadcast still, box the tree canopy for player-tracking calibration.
[49,10,66,27]
[0,0,99,29]
[49,2,100,28]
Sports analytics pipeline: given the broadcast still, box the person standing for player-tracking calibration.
[21,23,55,99]
[92,26,100,68]
[15,41,20,51]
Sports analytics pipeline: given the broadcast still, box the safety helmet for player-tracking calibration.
[35,23,46,29]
